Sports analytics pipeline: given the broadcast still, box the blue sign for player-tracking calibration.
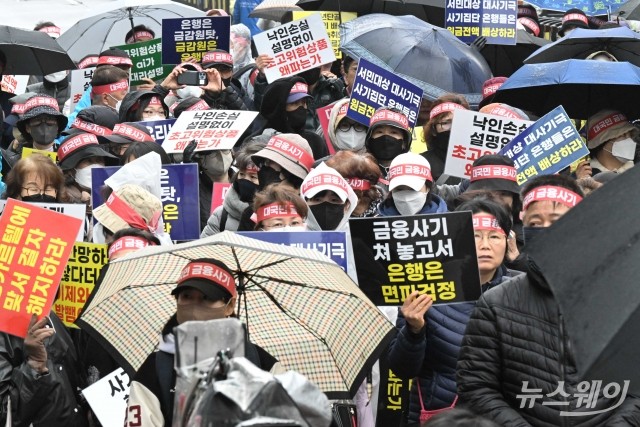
[139,118,176,144]
[499,106,589,185]
[347,58,423,129]
[162,16,231,64]
[445,0,517,45]
[238,231,348,271]
[91,164,200,241]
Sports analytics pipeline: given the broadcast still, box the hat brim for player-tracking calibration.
[467,178,520,194]
[171,278,233,301]
[17,108,67,135]
[252,148,309,180]
[587,122,638,149]
[203,63,233,70]
[59,145,117,170]
[101,134,135,144]
[478,93,496,109]
[287,92,313,104]
[93,204,129,234]
[302,183,347,202]
[389,175,427,192]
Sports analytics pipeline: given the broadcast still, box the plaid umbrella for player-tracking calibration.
[77,231,395,398]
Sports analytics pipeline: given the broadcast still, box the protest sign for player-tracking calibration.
[1,75,28,95]
[162,16,230,64]
[444,109,532,179]
[499,106,589,185]
[139,118,176,144]
[69,67,95,113]
[0,200,86,242]
[112,38,172,85]
[53,243,108,328]
[162,110,258,153]
[91,164,200,241]
[253,13,336,83]
[239,231,348,271]
[347,58,423,129]
[0,199,82,338]
[21,147,58,163]
[211,182,231,215]
[349,211,480,306]
[82,368,130,427]
[292,11,357,59]
[316,103,336,155]
[446,0,518,45]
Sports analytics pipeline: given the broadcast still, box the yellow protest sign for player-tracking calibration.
[22,147,58,163]
[292,11,357,59]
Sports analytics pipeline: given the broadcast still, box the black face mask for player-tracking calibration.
[233,178,259,203]
[257,165,283,190]
[286,106,307,131]
[22,194,57,203]
[523,226,546,246]
[431,130,451,151]
[29,123,58,145]
[367,135,405,161]
[310,202,344,230]
[299,68,321,86]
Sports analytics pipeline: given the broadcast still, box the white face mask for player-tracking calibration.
[335,128,366,152]
[608,138,636,162]
[264,225,307,232]
[45,70,68,83]
[75,163,101,189]
[176,86,203,99]
[392,190,427,216]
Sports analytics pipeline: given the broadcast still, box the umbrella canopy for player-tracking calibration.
[492,59,640,119]
[0,25,76,75]
[250,0,303,21]
[526,164,640,395]
[522,0,624,15]
[617,0,640,20]
[340,14,492,107]
[57,0,205,62]
[77,231,395,399]
[481,29,549,77]
[525,26,640,66]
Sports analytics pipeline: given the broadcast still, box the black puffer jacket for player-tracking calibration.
[456,261,640,426]
[202,79,250,111]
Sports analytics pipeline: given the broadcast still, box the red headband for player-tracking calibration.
[429,102,466,120]
[11,103,27,115]
[519,17,541,36]
[72,118,113,136]
[92,79,129,95]
[388,163,433,183]
[473,214,505,235]
[245,163,259,173]
[338,103,349,116]
[483,83,503,98]
[518,6,537,18]
[186,99,210,112]
[471,165,517,182]
[23,96,60,113]
[78,56,99,69]
[108,236,154,258]
[588,112,627,140]
[97,56,133,67]
[301,173,350,198]
[39,26,61,37]
[126,31,155,44]
[148,96,162,106]
[112,123,155,142]
[178,261,236,297]
[347,178,372,191]
[563,13,589,25]
[481,105,523,120]
[522,185,583,211]
[290,82,309,95]
[202,51,233,66]
[105,192,161,232]
[58,133,99,161]
[370,110,409,129]
[256,202,300,223]
[266,136,314,171]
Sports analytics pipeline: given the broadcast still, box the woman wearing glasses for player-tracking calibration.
[2,153,69,203]
[327,98,368,153]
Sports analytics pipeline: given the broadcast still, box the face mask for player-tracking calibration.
[75,163,101,189]
[287,106,307,131]
[265,225,307,232]
[300,68,321,86]
[232,178,259,203]
[258,165,283,190]
[367,135,405,161]
[176,86,203,99]
[22,193,57,203]
[145,115,165,122]
[176,301,230,323]
[29,123,58,145]
[335,128,366,152]
[392,190,427,216]
[431,130,451,150]
[310,202,345,230]
[608,138,636,162]
[44,70,67,83]
[202,151,233,176]
[523,226,546,246]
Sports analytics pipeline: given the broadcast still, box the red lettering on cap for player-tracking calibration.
[78,56,99,69]
[72,118,112,136]
[301,173,350,198]
[388,163,433,183]
[58,133,99,161]
[23,96,60,113]
[522,185,583,211]
[290,82,309,95]
[429,102,466,120]
[370,110,409,129]
[588,112,627,140]
[113,123,155,142]
[470,165,517,182]
[266,136,314,171]
[202,52,233,65]
[178,262,236,297]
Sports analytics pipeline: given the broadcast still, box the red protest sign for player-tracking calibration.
[211,182,231,215]
[0,199,83,338]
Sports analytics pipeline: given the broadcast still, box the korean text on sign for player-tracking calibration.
[162,16,230,64]
[82,368,131,427]
[139,118,176,144]
[446,0,518,45]
[499,106,589,185]
[253,13,336,83]
[445,109,532,179]
[112,38,172,85]
[0,199,82,338]
[69,67,95,113]
[292,11,357,59]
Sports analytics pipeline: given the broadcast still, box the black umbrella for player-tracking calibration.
[0,25,76,75]
[481,29,549,77]
[526,164,640,395]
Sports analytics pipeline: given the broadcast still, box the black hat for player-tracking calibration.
[171,96,210,118]
[62,105,119,138]
[101,122,155,145]
[57,132,116,170]
[517,4,539,21]
[171,258,236,301]
[467,154,520,195]
[560,9,589,36]
[16,94,68,136]
[97,48,133,68]
[201,49,233,69]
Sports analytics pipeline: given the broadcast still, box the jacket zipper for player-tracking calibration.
[559,311,568,427]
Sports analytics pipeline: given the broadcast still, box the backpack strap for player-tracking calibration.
[219,209,229,232]
[155,351,174,422]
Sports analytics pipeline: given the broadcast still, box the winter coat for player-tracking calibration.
[456,261,640,426]
[421,147,462,185]
[202,80,251,111]
[387,266,522,424]
[0,312,89,427]
[377,193,449,217]
[26,78,71,112]
[200,184,248,237]
[305,75,345,133]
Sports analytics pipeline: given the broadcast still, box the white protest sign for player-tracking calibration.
[253,13,336,83]
[444,109,533,179]
[69,67,96,114]
[162,109,258,153]
[82,368,130,427]
[0,200,86,242]
[0,75,28,95]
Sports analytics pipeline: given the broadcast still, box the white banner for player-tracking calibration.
[69,67,95,114]
[81,368,130,427]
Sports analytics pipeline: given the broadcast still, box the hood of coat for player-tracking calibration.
[260,75,307,133]
[118,90,168,123]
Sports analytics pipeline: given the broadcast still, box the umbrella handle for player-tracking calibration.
[127,7,136,41]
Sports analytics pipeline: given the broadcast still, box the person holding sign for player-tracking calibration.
[388,198,520,426]
[365,107,413,180]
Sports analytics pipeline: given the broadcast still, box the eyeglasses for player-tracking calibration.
[29,117,58,127]
[435,120,452,132]
[22,186,57,197]
[337,121,367,132]
[473,231,506,244]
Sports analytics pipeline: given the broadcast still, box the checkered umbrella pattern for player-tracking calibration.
[77,231,395,398]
